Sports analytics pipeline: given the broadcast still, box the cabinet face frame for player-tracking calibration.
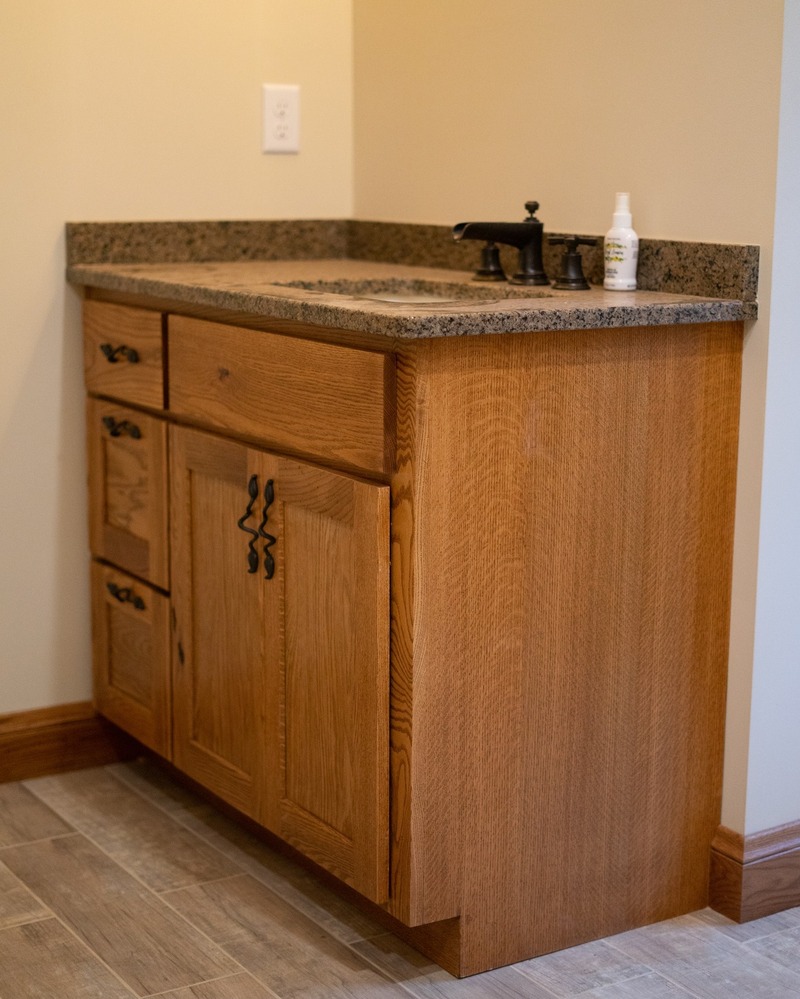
[169,425,390,904]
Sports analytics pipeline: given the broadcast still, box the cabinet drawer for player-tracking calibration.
[87,398,169,589]
[84,301,165,409]
[168,315,393,475]
[92,562,171,758]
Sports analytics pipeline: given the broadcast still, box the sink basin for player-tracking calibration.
[275,278,554,304]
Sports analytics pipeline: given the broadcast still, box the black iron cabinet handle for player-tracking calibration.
[258,479,277,580]
[106,581,146,610]
[102,415,141,439]
[100,343,139,364]
[236,474,260,574]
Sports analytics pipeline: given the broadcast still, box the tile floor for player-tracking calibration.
[1,760,799,998]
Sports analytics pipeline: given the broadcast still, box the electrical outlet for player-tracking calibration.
[262,84,300,154]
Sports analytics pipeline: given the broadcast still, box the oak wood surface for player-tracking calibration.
[83,299,164,409]
[168,315,394,475]
[91,562,171,757]
[87,398,169,588]
[0,701,137,783]
[391,323,742,972]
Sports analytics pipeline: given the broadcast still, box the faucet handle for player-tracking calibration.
[548,235,598,290]
[524,201,541,219]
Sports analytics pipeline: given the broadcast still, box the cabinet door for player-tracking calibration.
[91,562,171,757]
[170,426,390,903]
[87,398,169,589]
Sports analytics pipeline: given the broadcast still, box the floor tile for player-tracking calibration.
[354,933,556,997]
[0,917,135,998]
[113,758,385,943]
[26,767,241,891]
[514,938,652,996]
[0,861,50,929]
[606,913,741,967]
[744,924,800,973]
[692,904,800,943]
[0,781,72,846]
[157,973,279,998]
[657,951,800,998]
[165,872,409,998]
[574,972,699,997]
[1,833,239,996]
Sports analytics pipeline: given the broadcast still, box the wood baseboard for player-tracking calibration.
[0,702,139,783]
[710,820,800,922]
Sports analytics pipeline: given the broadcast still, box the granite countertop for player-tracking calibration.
[68,257,750,339]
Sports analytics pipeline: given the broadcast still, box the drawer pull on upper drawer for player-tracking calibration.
[106,581,146,611]
[102,415,141,439]
[100,343,140,364]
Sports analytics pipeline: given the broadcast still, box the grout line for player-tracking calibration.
[0,830,79,852]
[140,971,283,999]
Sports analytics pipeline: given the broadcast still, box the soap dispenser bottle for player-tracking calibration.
[603,192,639,290]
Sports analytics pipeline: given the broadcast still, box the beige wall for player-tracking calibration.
[0,0,353,711]
[353,0,789,834]
[3,0,796,840]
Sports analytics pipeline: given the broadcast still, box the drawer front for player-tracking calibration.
[84,301,165,409]
[87,398,169,589]
[168,315,393,475]
[92,561,171,758]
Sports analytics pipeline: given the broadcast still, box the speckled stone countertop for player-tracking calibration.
[68,258,750,340]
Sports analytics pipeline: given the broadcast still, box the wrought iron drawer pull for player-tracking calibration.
[237,474,260,574]
[102,416,141,439]
[100,343,140,364]
[258,479,277,580]
[106,581,146,610]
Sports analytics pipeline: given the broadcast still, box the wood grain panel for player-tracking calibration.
[1,834,238,995]
[92,563,171,757]
[710,820,800,922]
[83,300,164,409]
[0,702,137,783]
[168,315,393,474]
[264,453,390,904]
[87,399,169,588]
[390,323,742,972]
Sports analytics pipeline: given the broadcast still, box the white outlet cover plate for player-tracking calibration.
[262,84,300,154]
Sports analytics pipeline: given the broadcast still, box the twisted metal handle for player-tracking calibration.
[258,479,277,580]
[106,581,146,610]
[100,343,140,364]
[237,474,260,574]
[102,416,141,439]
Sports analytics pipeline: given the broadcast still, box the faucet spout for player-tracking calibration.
[452,201,548,286]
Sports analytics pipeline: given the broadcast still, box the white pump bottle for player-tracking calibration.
[603,192,639,291]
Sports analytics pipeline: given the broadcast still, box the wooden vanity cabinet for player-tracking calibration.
[83,293,744,977]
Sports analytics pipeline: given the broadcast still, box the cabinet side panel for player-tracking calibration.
[410,324,741,974]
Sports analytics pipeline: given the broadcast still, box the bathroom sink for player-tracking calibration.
[275,277,554,304]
